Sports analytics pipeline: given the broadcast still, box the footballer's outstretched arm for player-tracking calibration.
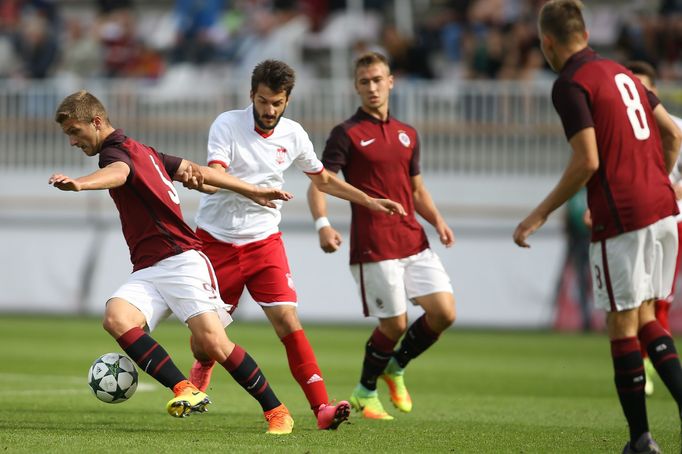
[308,169,406,216]
[49,161,130,191]
[176,160,292,207]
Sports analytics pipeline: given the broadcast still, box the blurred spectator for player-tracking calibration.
[616,0,682,81]
[0,0,23,34]
[380,24,435,79]
[464,24,504,79]
[171,0,224,65]
[95,2,137,77]
[235,0,310,74]
[438,0,473,63]
[95,1,163,78]
[12,11,59,78]
[59,17,100,78]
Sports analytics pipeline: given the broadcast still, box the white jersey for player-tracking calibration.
[195,104,324,245]
[669,115,682,222]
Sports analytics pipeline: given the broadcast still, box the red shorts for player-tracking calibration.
[197,229,297,312]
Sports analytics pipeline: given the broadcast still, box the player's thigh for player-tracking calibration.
[653,216,678,295]
[153,250,233,328]
[109,276,171,332]
[244,234,298,306]
[403,249,454,310]
[350,259,407,318]
[669,221,682,297]
[590,217,676,313]
[198,230,246,307]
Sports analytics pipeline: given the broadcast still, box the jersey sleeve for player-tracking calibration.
[552,78,594,140]
[293,127,324,174]
[646,88,661,110]
[410,132,421,176]
[321,124,351,173]
[98,146,132,169]
[157,151,183,178]
[206,116,232,168]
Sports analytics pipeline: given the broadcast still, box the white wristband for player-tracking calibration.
[314,217,331,231]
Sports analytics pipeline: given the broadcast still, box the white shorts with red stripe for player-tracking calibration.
[109,250,233,331]
[350,248,453,318]
[590,215,678,312]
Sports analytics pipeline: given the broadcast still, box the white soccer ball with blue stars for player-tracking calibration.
[87,353,138,403]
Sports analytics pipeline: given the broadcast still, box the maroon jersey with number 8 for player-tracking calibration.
[552,48,678,241]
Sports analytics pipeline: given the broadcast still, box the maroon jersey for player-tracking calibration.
[98,129,201,271]
[322,108,429,264]
[553,48,678,241]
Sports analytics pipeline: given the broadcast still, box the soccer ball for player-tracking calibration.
[87,353,138,403]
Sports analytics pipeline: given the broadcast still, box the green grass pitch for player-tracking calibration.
[0,315,679,453]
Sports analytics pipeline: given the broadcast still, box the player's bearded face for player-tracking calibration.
[251,85,289,132]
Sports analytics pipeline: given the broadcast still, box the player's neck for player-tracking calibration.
[99,126,116,141]
[556,43,588,72]
[254,125,275,138]
[361,105,389,122]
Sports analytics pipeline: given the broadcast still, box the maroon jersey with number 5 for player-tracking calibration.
[98,129,201,271]
[322,109,429,264]
[552,47,678,241]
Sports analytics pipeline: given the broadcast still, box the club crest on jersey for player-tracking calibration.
[398,131,411,148]
[276,147,287,164]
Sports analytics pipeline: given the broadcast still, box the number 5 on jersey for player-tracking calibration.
[149,155,180,204]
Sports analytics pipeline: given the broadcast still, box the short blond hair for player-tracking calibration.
[54,90,110,125]
[539,0,586,45]
[354,52,390,77]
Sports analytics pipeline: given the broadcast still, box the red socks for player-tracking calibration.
[281,329,328,413]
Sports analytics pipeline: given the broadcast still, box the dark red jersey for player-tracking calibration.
[98,129,201,271]
[553,48,678,241]
[322,108,429,264]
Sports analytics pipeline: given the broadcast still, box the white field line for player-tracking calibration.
[0,372,157,396]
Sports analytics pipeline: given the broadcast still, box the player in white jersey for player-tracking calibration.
[186,60,406,431]
[626,60,682,397]
[195,104,322,244]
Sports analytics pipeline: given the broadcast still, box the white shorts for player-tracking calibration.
[350,248,453,318]
[110,250,233,331]
[590,216,678,312]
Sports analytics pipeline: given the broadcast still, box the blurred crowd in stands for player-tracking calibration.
[0,0,681,83]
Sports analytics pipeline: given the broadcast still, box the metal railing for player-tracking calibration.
[2,78,680,175]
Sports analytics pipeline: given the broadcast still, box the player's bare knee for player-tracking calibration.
[194,334,227,362]
[441,309,456,328]
[380,318,408,339]
[267,305,302,337]
[279,309,301,330]
[102,313,135,338]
